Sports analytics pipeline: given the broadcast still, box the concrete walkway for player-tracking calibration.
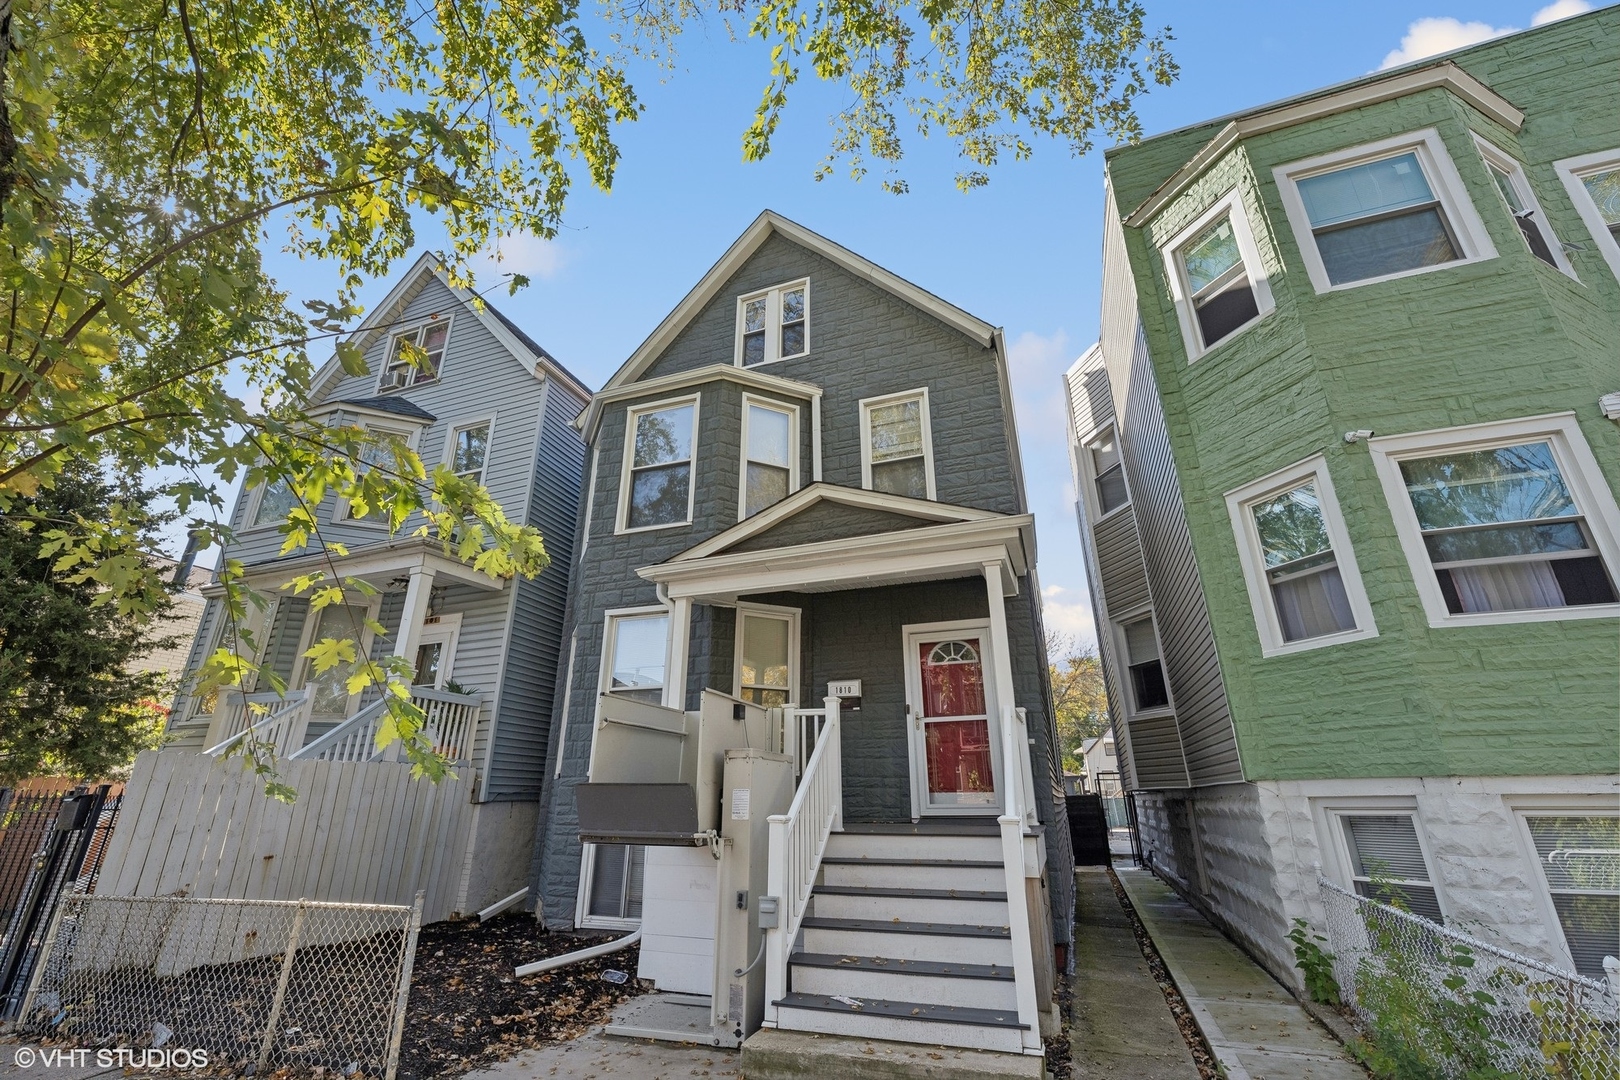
[1116,868,1367,1080]
[1071,867,1199,1079]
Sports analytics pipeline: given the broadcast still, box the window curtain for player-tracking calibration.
[1272,567,1355,641]
[1448,561,1563,613]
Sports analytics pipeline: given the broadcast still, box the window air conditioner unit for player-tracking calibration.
[380,369,410,390]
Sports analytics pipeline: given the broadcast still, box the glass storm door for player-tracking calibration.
[908,631,1000,813]
[297,602,374,721]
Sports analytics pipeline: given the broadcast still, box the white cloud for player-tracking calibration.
[1379,1,1593,69]
[1531,0,1591,24]
[1380,17,1513,68]
[473,231,568,285]
[1041,584,1098,653]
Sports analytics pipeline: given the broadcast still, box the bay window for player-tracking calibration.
[618,397,698,531]
[1162,190,1274,359]
[740,398,797,519]
[1555,149,1620,282]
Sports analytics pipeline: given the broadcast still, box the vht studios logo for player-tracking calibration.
[13,1046,210,1070]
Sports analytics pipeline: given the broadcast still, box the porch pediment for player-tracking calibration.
[644,484,1034,600]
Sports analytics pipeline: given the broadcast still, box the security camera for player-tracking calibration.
[1343,430,1375,444]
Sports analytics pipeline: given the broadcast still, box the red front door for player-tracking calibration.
[913,635,999,811]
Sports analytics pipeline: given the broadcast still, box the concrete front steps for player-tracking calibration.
[772,820,1035,1057]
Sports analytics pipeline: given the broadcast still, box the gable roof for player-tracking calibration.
[330,395,438,422]
[308,251,594,404]
[672,483,1003,562]
[598,211,998,394]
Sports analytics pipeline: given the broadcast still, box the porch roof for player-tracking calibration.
[639,486,1035,601]
[201,535,509,597]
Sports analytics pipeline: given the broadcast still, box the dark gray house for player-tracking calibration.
[161,252,592,917]
[532,211,1071,1064]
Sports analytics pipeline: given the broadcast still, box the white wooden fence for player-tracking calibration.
[96,751,478,923]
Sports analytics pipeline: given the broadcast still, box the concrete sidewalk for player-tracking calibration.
[1116,868,1366,1080]
[1071,867,1199,1079]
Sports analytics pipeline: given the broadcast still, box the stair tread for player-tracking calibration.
[814,885,1008,901]
[777,991,1029,1030]
[801,916,1011,938]
[838,820,1001,836]
[791,951,1015,980]
[821,856,1003,868]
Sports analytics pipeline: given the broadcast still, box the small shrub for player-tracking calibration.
[1289,918,1342,1006]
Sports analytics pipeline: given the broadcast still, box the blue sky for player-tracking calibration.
[188,0,1602,650]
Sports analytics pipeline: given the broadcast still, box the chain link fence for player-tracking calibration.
[17,894,422,1079]
[1318,875,1620,1079]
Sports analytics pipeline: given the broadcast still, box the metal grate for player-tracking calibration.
[1318,874,1620,1079]
[20,893,422,1079]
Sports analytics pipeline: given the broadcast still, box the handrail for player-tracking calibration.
[763,696,842,1028]
[999,703,1044,1053]
[780,704,831,777]
[290,685,481,763]
[291,697,389,762]
[203,691,312,757]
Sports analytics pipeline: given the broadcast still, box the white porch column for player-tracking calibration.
[392,566,436,677]
[982,560,1019,724]
[664,595,693,711]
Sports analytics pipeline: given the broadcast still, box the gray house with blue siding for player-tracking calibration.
[531,212,1072,1064]
[162,252,592,914]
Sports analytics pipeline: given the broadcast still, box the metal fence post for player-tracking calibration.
[257,898,309,1071]
[16,892,71,1025]
[384,891,424,1080]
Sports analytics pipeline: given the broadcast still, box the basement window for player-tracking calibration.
[1338,812,1444,924]
[579,843,645,930]
[1521,814,1620,978]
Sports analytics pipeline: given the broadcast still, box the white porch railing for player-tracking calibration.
[291,687,481,764]
[763,696,842,1027]
[779,704,832,778]
[203,691,314,759]
[999,703,1046,1054]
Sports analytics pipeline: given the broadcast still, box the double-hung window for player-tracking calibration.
[1119,614,1170,714]
[251,475,298,528]
[449,421,492,482]
[1085,426,1129,516]
[619,397,698,531]
[861,389,934,500]
[381,320,449,389]
[1520,814,1620,977]
[735,606,797,707]
[601,609,669,705]
[1473,135,1569,273]
[1227,457,1376,655]
[1555,149,1620,282]
[340,426,413,523]
[1163,191,1274,359]
[1370,416,1620,625]
[1336,812,1444,923]
[737,281,809,367]
[1276,129,1493,292]
[740,398,797,519]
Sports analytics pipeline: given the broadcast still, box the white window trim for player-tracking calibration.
[594,604,672,703]
[443,415,498,485]
[738,395,801,522]
[1367,412,1620,628]
[291,592,384,715]
[1109,604,1174,721]
[575,842,641,931]
[242,471,297,535]
[734,278,811,368]
[859,387,936,501]
[614,394,701,535]
[1314,798,1449,922]
[377,315,454,392]
[1472,134,1579,280]
[1554,147,1620,283]
[1161,188,1277,362]
[731,602,801,704]
[1225,455,1378,657]
[1076,421,1131,524]
[1507,798,1620,976]
[1273,127,1497,295]
[410,611,463,689]
[335,421,421,527]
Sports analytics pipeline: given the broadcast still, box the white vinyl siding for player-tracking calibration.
[1274,129,1495,293]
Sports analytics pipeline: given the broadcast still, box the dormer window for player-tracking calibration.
[737,281,809,367]
[381,320,449,390]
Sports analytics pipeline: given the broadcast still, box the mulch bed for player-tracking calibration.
[1106,866,1221,1080]
[396,914,650,1080]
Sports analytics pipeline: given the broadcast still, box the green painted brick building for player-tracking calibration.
[1066,7,1620,986]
